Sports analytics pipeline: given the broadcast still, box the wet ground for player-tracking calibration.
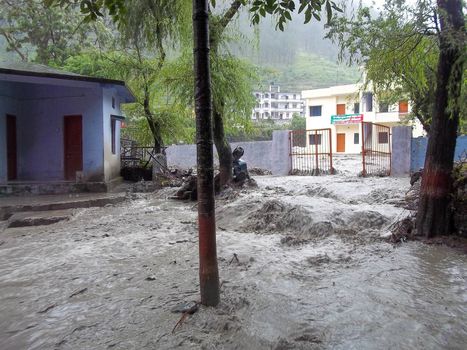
[1,156,466,349]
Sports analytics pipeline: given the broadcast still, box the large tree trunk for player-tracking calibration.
[209,0,242,187]
[416,0,465,238]
[193,0,220,306]
[213,103,232,186]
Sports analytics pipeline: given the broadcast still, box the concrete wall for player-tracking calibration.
[391,126,412,176]
[16,83,104,181]
[411,135,467,172]
[165,132,289,175]
[102,87,122,182]
[0,79,106,182]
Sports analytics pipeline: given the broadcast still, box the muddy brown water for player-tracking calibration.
[0,173,466,349]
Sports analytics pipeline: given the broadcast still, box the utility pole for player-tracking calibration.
[192,0,220,306]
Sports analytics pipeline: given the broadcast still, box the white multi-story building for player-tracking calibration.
[302,84,425,154]
[252,84,304,123]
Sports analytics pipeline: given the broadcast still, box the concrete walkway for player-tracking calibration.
[0,193,127,221]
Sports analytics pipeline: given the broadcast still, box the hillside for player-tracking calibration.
[255,52,361,92]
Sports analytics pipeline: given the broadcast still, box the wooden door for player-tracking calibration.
[336,104,346,115]
[64,115,83,180]
[6,115,17,180]
[399,100,408,113]
[337,133,346,152]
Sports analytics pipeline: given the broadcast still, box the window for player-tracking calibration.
[354,133,359,144]
[112,96,116,109]
[309,134,322,145]
[111,118,116,154]
[363,92,373,112]
[354,103,360,114]
[256,93,260,98]
[378,132,389,144]
[379,102,389,113]
[265,93,269,98]
[309,105,322,117]
[271,93,276,99]
[293,94,296,99]
[292,103,297,108]
[285,104,289,109]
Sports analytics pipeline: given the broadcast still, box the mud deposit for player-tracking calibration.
[1,160,466,349]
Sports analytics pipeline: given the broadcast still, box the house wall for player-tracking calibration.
[0,83,19,183]
[13,83,104,181]
[102,87,122,182]
[335,124,361,154]
[303,85,426,154]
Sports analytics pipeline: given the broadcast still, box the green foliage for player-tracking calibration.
[326,0,465,132]
[290,113,306,130]
[249,0,342,30]
[61,51,195,146]
[161,50,258,138]
[0,0,105,64]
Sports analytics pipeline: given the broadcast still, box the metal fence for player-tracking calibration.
[289,128,334,175]
[121,138,157,168]
[361,122,391,176]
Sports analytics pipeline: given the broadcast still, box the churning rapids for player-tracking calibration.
[1,156,466,349]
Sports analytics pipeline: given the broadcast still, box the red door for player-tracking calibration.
[6,115,17,180]
[64,115,83,180]
[337,133,346,152]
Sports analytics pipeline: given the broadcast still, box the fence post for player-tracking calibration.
[391,126,412,176]
[272,130,291,176]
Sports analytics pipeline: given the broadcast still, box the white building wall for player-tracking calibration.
[302,84,426,153]
[102,87,123,182]
[252,87,305,122]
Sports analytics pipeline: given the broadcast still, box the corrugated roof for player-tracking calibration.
[0,60,136,102]
[0,60,127,86]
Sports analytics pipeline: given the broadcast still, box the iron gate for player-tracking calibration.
[361,122,391,176]
[289,128,334,175]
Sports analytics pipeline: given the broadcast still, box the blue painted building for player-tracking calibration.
[0,62,135,193]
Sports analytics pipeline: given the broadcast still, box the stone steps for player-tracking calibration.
[0,193,126,221]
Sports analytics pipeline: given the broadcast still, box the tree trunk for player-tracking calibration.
[208,0,243,187]
[416,0,465,238]
[193,0,220,306]
[143,87,162,154]
[213,104,232,186]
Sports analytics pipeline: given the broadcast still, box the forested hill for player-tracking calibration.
[229,8,361,92]
[254,52,361,92]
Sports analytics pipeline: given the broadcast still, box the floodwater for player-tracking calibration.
[0,157,466,349]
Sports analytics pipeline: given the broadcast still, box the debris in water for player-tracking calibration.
[170,301,199,314]
[171,301,200,334]
[38,304,57,314]
[69,288,88,298]
[229,253,240,265]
